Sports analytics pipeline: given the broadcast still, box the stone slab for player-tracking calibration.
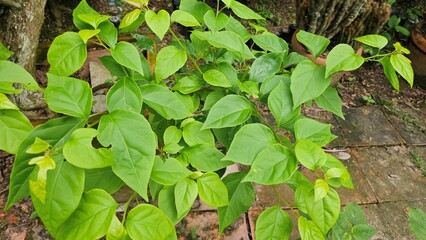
[362,204,396,239]
[176,211,250,240]
[90,61,114,89]
[352,147,426,202]
[337,106,403,146]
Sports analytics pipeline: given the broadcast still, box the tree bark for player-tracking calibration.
[0,0,48,118]
[296,0,391,44]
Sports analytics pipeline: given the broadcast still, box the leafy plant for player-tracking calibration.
[408,208,426,240]
[0,0,413,239]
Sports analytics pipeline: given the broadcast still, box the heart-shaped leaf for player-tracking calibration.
[145,10,170,40]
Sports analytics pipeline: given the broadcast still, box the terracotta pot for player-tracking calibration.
[408,21,426,88]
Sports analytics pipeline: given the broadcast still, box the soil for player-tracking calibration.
[1,0,425,239]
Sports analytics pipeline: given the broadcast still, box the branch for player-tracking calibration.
[0,0,22,8]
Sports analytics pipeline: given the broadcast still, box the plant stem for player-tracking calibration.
[168,29,203,75]
[271,185,299,216]
[121,191,138,225]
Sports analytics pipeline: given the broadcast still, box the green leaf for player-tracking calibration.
[221,0,235,8]
[98,110,156,201]
[78,13,110,29]
[48,32,87,76]
[140,84,192,120]
[0,42,13,60]
[255,206,293,240]
[26,137,50,154]
[111,42,144,76]
[181,144,232,171]
[379,56,400,91]
[223,123,276,165]
[197,172,229,207]
[314,179,329,201]
[175,92,200,114]
[325,44,364,78]
[84,167,123,194]
[294,118,337,147]
[322,154,353,189]
[390,53,414,87]
[28,155,56,203]
[252,32,288,53]
[218,172,254,233]
[98,21,118,48]
[175,178,198,219]
[158,185,181,224]
[72,0,99,30]
[0,93,18,110]
[120,12,145,33]
[259,74,290,98]
[351,224,378,239]
[306,188,341,234]
[119,9,142,29]
[126,204,177,240]
[225,16,251,42]
[203,69,232,87]
[179,0,212,24]
[145,10,171,40]
[395,26,410,36]
[291,60,330,108]
[354,35,388,50]
[56,189,117,240]
[237,80,259,98]
[171,10,201,27]
[0,110,32,154]
[182,121,215,147]
[229,1,263,20]
[296,30,330,59]
[249,52,284,83]
[204,10,229,32]
[314,87,345,119]
[151,157,192,186]
[172,75,203,94]
[107,215,128,240]
[6,117,84,210]
[106,77,143,113]
[45,73,92,120]
[78,29,100,44]
[408,208,426,240]
[268,81,301,128]
[244,144,297,185]
[0,61,40,92]
[202,91,225,111]
[283,52,308,68]
[63,128,113,169]
[343,202,367,225]
[164,125,182,145]
[298,216,325,240]
[155,46,187,82]
[202,95,253,129]
[31,159,85,236]
[295,138,327,170]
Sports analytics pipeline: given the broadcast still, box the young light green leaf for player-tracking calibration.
[120,12,145,33]
[151,157,192,186]
[306,188,341,234]
[252,32,288,53]
[180,144,232,171]
[230,1,263,20]
[268,81,301,128]
[296,30,330,59]
[249,52,284,83]
[291,60,330,109]
[322,154,353,189]
[314,179,329,202]
[218,172,254,234]
[0,42,13,60]
[98,110,156,201]
[256,206,293,240]
[202,95,253,129]
[145,10,171,40]
[408,208,426,239]
[221,0,235,8]
[126,204,177,240]
[325,44,364,78]
[45,73,92,120]
[298,216,325,240]
[111,42,144,76]
[172,75,203,94]
[314,87,345,119]
[182,121,215,147]
[0,93,18,110]
[244,144,297,185]
[77,13,110,29]
[175,178,198,219]
[203,69,232,87]
[84,167,123,194]
[171,10,201,27]
[0,61,40,93]
[155,46,187,82]
[6,117,85,210]
[0,110,33,154]
[63,128,113,169]
[204,10,229,32]
[140,84,192,120]
[31,159,85,236]
[164,126,182,145]
[295,138,327,171]
[223,123,276,165]
[107,215,128,240]
[119,9,142,29]
[78,29,100,43]
[354,34,388,50]
[28,155,56,204]
[106,77,143,113]
[237,80,259,98]
[379,56,400,91]
[26,137,50,154]
[56,189,117,240]
[48,32,87,76]
[197,172,229,207]
[390,53,414,87]
[294,118,337,147]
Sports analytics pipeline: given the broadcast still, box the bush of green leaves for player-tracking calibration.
[0,0,413,239]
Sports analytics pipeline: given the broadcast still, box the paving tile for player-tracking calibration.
[351,147,426,202]
[384,104,426,145]
[361,204,396,239]
[248,208,300,240]
[176,211,250,240]
[336,106,403,146]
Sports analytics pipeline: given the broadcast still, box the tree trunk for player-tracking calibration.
[296,0,391,44]
[0,0,48,118]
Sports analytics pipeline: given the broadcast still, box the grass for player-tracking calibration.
[410,150,426,177]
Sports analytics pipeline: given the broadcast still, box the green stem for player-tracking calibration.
[121,191,138,225]
[271,185,299,216]
[168,29,203,75]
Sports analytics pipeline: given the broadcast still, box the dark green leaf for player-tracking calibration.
[249,52,284,83]
[268,81,301,128]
